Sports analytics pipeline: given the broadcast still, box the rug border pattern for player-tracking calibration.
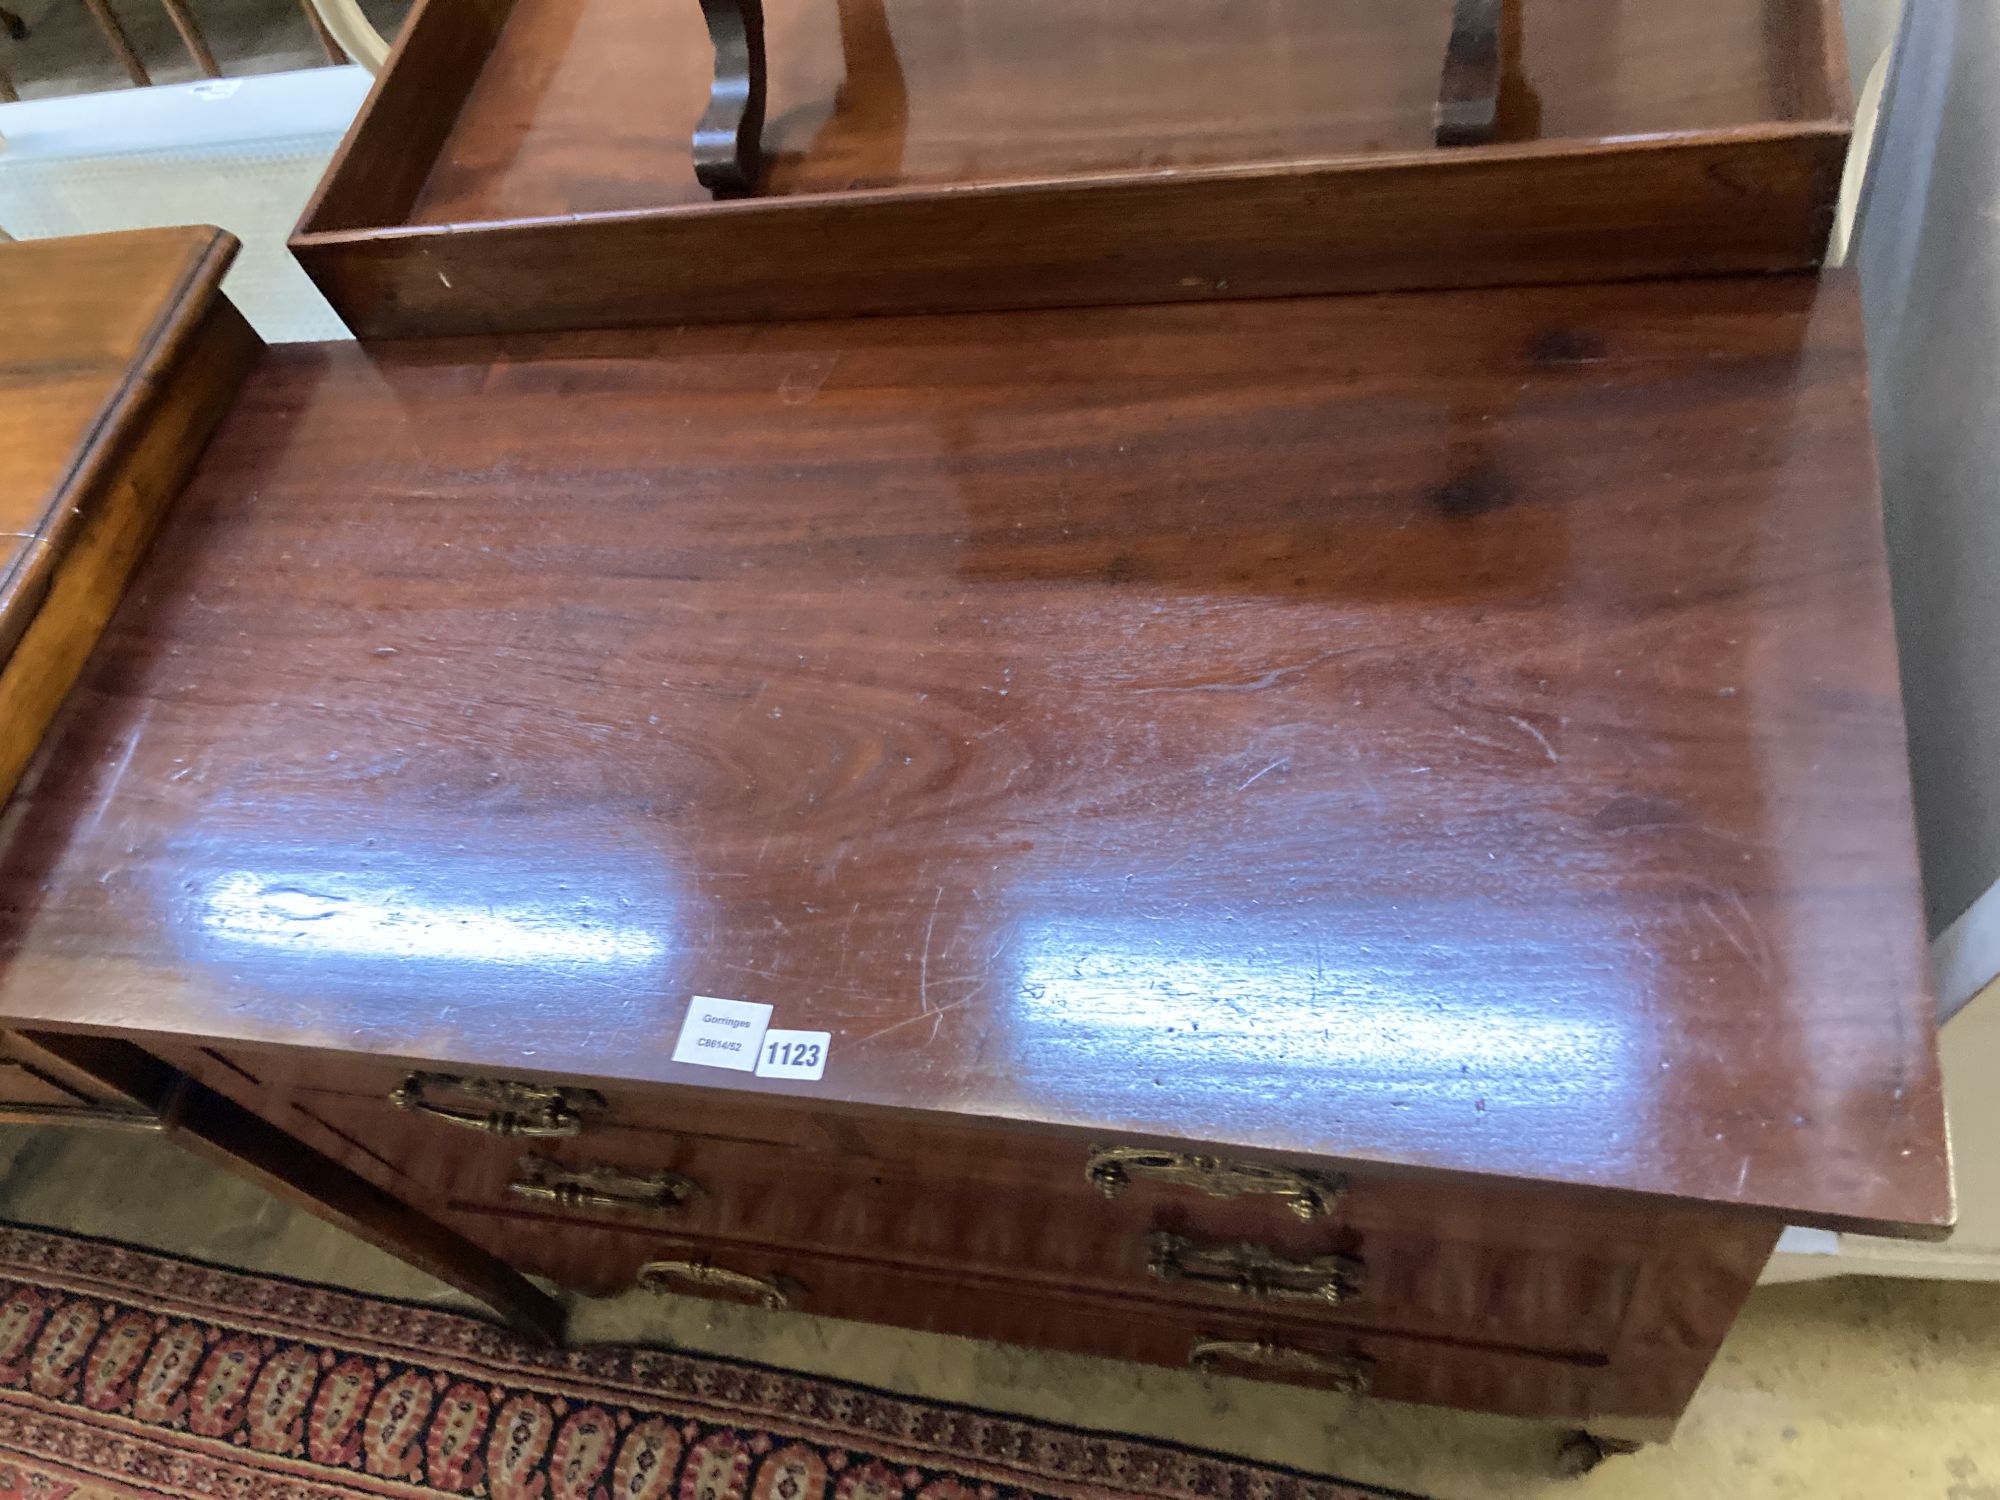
[0,1220,1419,1500]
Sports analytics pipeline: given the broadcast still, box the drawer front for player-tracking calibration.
[425,1145,1642,1356]
[156,1044,1753,1365]
[433,1208,1724,1426]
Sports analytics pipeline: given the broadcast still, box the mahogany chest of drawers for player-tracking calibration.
[0,268,1951,1447]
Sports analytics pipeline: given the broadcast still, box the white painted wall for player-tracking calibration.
[1768,0,2000,1282]
[1856,0,2000,993]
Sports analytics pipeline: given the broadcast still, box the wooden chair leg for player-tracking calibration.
[157,0,220,76]
[297,0,345,64]
[81,0,152,86]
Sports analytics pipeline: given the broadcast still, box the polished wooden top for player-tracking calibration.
[0,228,236,664]
[408,0,1844,224]
[0,272,1949,1236]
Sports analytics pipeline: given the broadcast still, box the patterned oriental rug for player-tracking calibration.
[0,1223,1414,1500]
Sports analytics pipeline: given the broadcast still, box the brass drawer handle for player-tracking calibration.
[636,1258,796,1310]
[508,1154,700,1216]
[390,1072,606,1137]
[1085,1146,1346,1221]
[1147,1231,1364,1306]
[1189,1338,1372,1393]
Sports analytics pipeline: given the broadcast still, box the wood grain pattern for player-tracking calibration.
[295,0,514,235]
[164,1033,1768,1424]
[291,0,1851,335]
[406,0,1840,219]
[0,229,237,658]
[0,229,259,810]
[295,126,1847,338]
[0,273,1947,1244]
[440,1201,1774,1424]
[152,1043,1675,1360]
[145,1035,1777,1425]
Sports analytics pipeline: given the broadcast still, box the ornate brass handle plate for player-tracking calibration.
[1188,1338,1372,1394]
[390,1072,607,1137]
[1147,1232,1364,1306]
[1085,1146,1346,1221]
[507,1154,700,1217]
[636,1258,795,1310]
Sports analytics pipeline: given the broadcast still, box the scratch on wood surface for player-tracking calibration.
[861,996,972,1044]
[1507,714,1558,763]
[81,719,148,842]
[1237,758,1288,791]
[1132,647,1360,696]
[918,885,944,1018]
[778,355,840,406]
[1696,890,1774,981]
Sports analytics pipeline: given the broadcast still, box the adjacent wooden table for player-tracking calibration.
[0,267,1951,1450]
[0,227,256,807]
[0,226,257,1128]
